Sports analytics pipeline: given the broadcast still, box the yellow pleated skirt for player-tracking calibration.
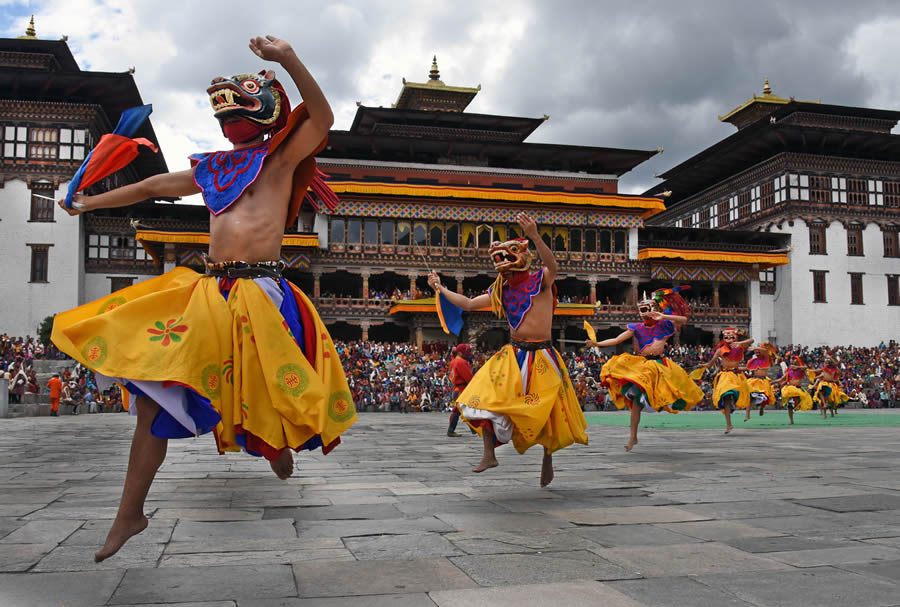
[813,380,849,407]
[599,353,703,413]
[747,377,775,406]
[712,370,751,409]
[457,344,588,455]
[51,267,356,458]
[781,385,814,411]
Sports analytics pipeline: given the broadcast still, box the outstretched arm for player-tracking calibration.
[587,328,634,348]
[57,169,199,216]
[736,338,754,348]
[251,35,333,168]
[702,349,722,369]
[428,271,490,311]
[648,310,687,328]
[517,212,557,284]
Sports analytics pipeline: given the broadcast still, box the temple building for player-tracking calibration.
[2,28,790,349]
[646,80,900,347]
[0,19,169,337]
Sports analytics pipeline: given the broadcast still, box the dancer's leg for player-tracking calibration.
[269,449,294,480]
[540,448,554,487]
[95,395,167,562]
[787,401,795,425]
[723,396,734,434]
[473,427,498,473]
[625,402,641,451]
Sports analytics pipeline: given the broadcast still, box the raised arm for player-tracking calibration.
[250,35,333,168]
[702,348,722,369]
[58,169,200,216]
[517,212,557,284]
[428,271,490,311]
[736,338,754,348]
[587,328,634,349]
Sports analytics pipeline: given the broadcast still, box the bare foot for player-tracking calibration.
[724,425,733,435]
[270,449,294,480]
[94,515,148,562]
[472,458,498,473]
[540,453,554,487]
[624,439,638,452]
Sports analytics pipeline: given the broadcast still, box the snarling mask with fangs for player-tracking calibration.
[488,238,533,274]
[207,71,285,131]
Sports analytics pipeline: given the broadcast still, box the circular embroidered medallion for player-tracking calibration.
[200,363,221,398]
[96,297,126,315]
[328,390,355,423]
[524,393,540,407]
[81,337,108,366]
[277,363,309,397]
[466,395,481,408]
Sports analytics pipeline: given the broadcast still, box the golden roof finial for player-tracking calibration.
[763,78,772,96]
[17,15,37,39]
[429,55,440,81]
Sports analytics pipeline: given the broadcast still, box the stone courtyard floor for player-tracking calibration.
[1,411,899,606]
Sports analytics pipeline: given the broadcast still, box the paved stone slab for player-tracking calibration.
[154,507,264,521]
[677,499,823,520]
[264,503,403,521]
[110,564,296,604]
[840,559,900,583]
[63,518,176,546]
[696,566,900,607]
[0,570,125,606]
[449,551,637,586]
[33,542,166,572]
[792,494,900,512]
[572,523,702,547]
[764,544,900,567]
[656,520,784,541]
[165,537,343,554]
[296,517,454,538]
[594,542,792,577]
[548,505,710,526]
[726,535,855,553]
[610,576,756,606]
[159,548,354,568]
[239,594,434,606]
[0,543,57,572]
[445,528,604,555]
[0,518,23,541]
[171,518,296,542]
[345,533,465,560]
[115,603,235,607]
[430,580,645,607]
[293,558,478,597]
[0,519,83,545]
[435,512,573,531]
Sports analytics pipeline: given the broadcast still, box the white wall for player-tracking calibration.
[768,219,900,347]
[83,272,158,304]
[0,179,82,336]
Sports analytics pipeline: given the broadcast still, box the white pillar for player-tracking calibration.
[0,378,8,418]
[627,227,639,260]
[749,279,763,345]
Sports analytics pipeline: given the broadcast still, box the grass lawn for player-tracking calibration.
[585,409,900,429]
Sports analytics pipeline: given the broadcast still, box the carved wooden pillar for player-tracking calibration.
[361,322,369,341]
[627,280,639,306]
[163,243,177,273]
[313,273,321,300]
[409,273,417,299]
[589,279,598,304]
[455,274,465,295]
[361,272,370,301]
[713,284,720,308]
[415,326,424,352]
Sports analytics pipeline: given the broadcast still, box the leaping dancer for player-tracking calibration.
[811,356,849,419]
[52,36,356,561]
[744,343,777,421]
[774,356,814,424]
[427,212,587,487]
[699,328,753,434]
[588,288,703,451]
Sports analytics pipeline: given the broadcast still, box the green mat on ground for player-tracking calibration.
[585,410,900,429]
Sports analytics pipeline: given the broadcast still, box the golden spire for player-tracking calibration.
[18,15,37,39]
[762,78,772,96]
[429,55,440,81]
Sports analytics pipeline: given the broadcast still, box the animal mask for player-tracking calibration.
[207,70,290,141]
[488,238,533,275]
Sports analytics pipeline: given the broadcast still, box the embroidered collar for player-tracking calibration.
[500,269,543,330]
[628,320,674,351]
[190,141,271,215]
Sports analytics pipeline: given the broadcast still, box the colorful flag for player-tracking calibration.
[436,292,464,336]
[64,105,158,209]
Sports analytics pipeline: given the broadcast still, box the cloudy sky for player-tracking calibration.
[4,0,900,196]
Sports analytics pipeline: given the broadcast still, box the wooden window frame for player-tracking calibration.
[812,270,827,303]
[849,272,864,305]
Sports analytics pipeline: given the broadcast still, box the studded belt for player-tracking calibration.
[204,260,285,279]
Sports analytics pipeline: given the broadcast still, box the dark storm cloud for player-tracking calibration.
[469,0,900,191]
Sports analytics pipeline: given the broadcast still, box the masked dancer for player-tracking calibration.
[589,288,703,451]
[744,343,777,421]
[699,328,753,434]
[427,213,587,487]
[53,36,356,561]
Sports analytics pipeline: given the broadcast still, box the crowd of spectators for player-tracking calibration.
[4,331,898,413]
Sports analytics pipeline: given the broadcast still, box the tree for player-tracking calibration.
[37,314,55,346]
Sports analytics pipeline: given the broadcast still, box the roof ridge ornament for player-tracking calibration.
[18,15,37,39]
[429,55,440,81]
[763,77,772,95]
